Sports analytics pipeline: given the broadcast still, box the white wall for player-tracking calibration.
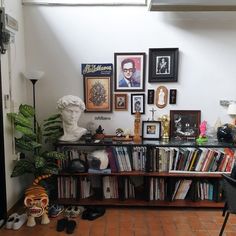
[23,6,236,135]
[1,0,29,210]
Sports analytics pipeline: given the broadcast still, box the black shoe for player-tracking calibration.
[56,218,68,232]
[66,220,76,234]
[82,207,105,221]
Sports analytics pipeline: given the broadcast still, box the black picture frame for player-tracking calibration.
[147,89,155,104]
[142,121,161,140]
[169,89,177,104]
[170,110,201,140]
[114,52,146,92]
[148,48,179,83]
[131,93,145,114]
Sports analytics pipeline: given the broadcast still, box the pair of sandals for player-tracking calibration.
[64,206,84,218]
[56,217,76,234]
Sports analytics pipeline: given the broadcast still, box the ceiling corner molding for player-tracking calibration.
[149,0,236,11]
[22,0,147,6]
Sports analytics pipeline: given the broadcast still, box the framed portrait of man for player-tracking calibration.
[114,52,146,92]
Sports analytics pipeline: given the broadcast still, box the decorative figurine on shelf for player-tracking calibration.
[24,175,50,227]
[95,125,105,139]
[133,112,141,143]
[116,128,124,137]
[57,95,87,142]
[196,120,208,144]
[161,115,170,140]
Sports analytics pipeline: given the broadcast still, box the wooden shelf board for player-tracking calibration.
[57,198,224,208]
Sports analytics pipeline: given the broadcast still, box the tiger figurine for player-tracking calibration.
[24,174,51,227]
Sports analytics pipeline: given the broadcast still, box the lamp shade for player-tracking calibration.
[227,102,236,115]
[23,70,44,81]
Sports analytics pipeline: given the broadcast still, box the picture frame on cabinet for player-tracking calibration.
[170,110,201,140]
[84,76,112,112]
[142,121,161,140]
[131,93,145,114]
[148,48,179,82]
[114,93,128,111]
[114,52,146,92]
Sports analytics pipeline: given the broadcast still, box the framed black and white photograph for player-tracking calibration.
[114,52,146,92]
[131,93,145,114]
[142,121,161,140]
[148,48,179,82]
[170,110,201,140]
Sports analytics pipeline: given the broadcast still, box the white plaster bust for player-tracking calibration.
[57,95,87,142]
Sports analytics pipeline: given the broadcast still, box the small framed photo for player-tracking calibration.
[114,93,128,111]
[131,93,145,115]
[84,76,112,112]
[114,52,146,92]
[148,48,179,83]
[170,110,201,140]
[169,89,177,104]
[147,89,155,104]
[142,121,161,140]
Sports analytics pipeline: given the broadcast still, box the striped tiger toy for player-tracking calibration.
[24,174,51,227]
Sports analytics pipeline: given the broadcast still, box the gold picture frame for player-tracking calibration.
[84,76,112,112]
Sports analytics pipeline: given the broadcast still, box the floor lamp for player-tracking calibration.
[23,70,44,132]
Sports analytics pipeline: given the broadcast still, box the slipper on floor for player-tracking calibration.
[56,218,68,232]
[12,213,27,230]
[5,213,18,229]
[66,220,76,234]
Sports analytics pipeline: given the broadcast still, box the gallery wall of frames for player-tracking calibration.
[81,48,197,140]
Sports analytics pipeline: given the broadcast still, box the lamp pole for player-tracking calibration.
[30,79,38,133]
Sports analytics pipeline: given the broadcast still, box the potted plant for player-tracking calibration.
[7,104,66,184]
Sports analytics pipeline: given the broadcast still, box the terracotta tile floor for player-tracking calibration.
[1,207,236,236]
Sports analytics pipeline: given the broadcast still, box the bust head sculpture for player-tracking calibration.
[57,95,87,141]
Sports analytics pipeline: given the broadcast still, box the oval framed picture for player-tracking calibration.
[156,86,168,108]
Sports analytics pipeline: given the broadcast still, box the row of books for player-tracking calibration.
[106,146,147,172]
[57,146,235,174]
[57,176,77,199]
[57,176,222,202]
[146,147,235,173]
[148,178,222,201]
[169,147,235,172]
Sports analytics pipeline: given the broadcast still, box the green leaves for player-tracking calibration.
[8,104,66,179]
[11,159,35,177]
[19,104,35,118]
[45,151,66,160]
[7,113,32,128]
